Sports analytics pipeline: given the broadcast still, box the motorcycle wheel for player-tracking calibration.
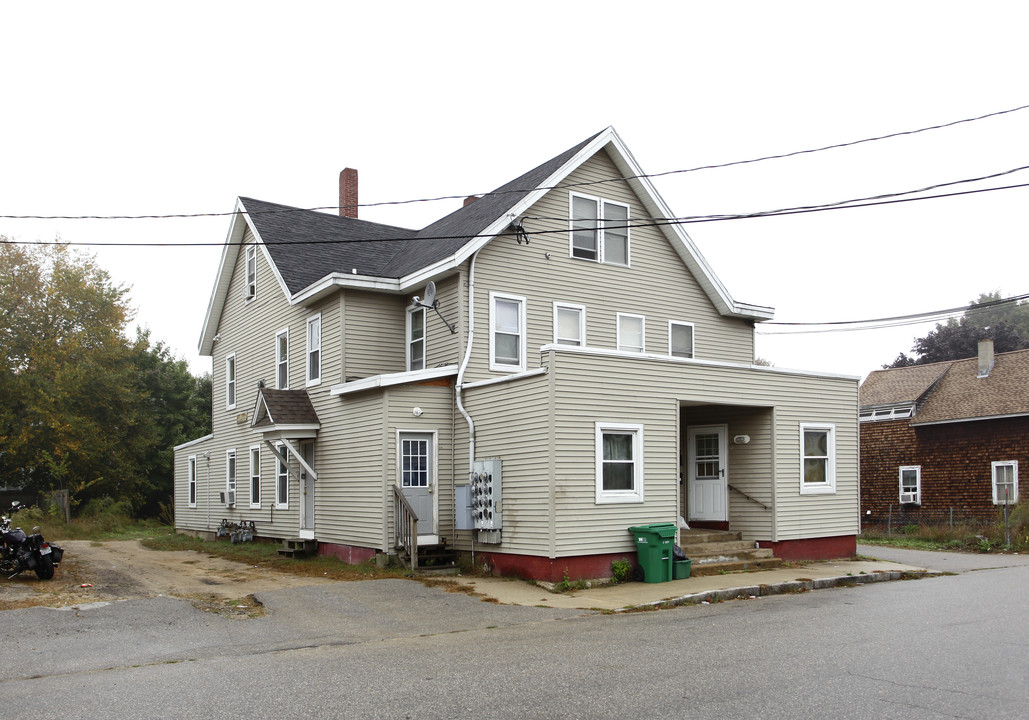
[34,555,54,580]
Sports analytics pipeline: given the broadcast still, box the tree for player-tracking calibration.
[885,292,1029,368]
[0,239,210,512]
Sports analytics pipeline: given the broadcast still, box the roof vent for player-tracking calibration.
[977,339,995,378]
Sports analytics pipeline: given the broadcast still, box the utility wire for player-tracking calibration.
[758,293,1029,335]
[3,103,1027,222]
[4,170,1029,248]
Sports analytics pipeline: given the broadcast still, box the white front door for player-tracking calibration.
[687,425,727,522]
[299,441,315,539]
[399,432,437,542]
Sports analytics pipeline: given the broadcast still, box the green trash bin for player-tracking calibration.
[627,523,677,583]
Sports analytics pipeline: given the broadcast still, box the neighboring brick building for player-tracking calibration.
[860,341,1029,526]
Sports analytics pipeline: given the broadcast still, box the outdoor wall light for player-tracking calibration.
[733,435,751,445]
[412,407,423,417]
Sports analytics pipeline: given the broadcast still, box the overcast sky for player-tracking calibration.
[3,2,1027,381]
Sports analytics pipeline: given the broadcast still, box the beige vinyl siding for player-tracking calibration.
[463,148,755,385]
[461,374,553,556]
[682,405,774,539]
[314,392,386,547]
[344,290,406,380]
[175,229,343,540]
[385,383,456,537]
[423,274,461,369]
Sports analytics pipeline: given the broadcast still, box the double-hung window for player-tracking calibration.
[570,193,630,265]
[249,445,261,508]
[490,292,526,372]
[188,455,197,508]
[275,444,289,509]
[800,423,836,494]
[669,321,695,359]
[408,307,426,371]
[306,314,321,386]
[553,303,586,346]
[275,329,289,389]
[226,449,236,506]
[617,313,645,353]
[595,423,644,504]
[992,461,1018,504]
[245,245,257,300]
[225,353,236,410]
[899,465,921,504]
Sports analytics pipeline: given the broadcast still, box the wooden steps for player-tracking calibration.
[678,529,783,576]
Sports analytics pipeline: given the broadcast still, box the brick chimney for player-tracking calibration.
[339,168,358,218]
[463,195,479,207]
[977,338,995,378]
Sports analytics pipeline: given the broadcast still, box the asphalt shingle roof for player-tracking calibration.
[252,388,320,428]
[242,131,602,295]
[860,348,1029,424]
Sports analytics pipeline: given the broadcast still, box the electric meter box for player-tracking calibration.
[470,459,502,531]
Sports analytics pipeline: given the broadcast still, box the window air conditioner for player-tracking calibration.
[900,492,918,504]
[226,491,236,507]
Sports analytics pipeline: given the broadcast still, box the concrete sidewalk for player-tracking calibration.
[450,556,932,611]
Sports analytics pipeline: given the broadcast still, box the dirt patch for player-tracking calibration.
[0,540,335,612]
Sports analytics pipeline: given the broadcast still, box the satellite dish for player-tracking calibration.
[422,281,437,308]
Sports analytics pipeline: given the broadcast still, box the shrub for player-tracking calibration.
[611,558,632,584]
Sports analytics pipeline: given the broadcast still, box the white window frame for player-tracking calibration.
[617,313,645,353]
[992,460,1019,505]
[245,245,257,301]
[799,423,836,495]
[569,192,631,266]
[489,292,527,372]
[249,445,262,509]
[306,313,322,387]
[226,449,237,505]
[275,443,289,509]
[225,353,236,410]
[553,302,586,346]
[899,465,921,504]
[407,306,426,372]
[595,422,644,504]
[187,455,197,508]
[668,321,695,359]
[275,328,289,390]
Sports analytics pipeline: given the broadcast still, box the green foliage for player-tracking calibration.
[886,291,1029,367]
[0,239,211,515]
[611,558,632,584]
[554,567,572,592]
[901,524,920,535]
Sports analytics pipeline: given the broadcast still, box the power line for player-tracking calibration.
[4,174,1028,248]
[3,102,1026,222]
[758,293,1029,335]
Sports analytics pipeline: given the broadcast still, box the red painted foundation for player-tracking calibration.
[688,521,730,531]
[758,535,856,562]
[474,550,637,583]
[317,542,377,565]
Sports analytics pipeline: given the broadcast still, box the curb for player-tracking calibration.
[616,570,932,612]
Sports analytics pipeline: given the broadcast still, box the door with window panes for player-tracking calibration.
[687,425,727,522]
[399,432,436,540]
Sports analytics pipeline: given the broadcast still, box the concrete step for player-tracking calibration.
[679,529,743,544]
[688,556,785,576]
[682,539,763,555]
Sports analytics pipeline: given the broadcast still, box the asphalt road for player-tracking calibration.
[2,550,1027,719]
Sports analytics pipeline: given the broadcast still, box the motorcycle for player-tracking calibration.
[1,501,64,580]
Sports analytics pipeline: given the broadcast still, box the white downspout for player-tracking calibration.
[455,249,480,565]
[455,250,480,468]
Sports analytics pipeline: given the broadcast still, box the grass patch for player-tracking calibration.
[138,533,408,581]
[861,505,1029,552]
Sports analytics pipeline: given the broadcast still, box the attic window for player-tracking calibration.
[859,406,913,422]
[570,193,630,266]
[245,245,257,300]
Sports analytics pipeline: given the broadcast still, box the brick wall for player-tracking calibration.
[860,416,1029,524]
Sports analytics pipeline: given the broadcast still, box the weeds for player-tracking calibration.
[862,504,1029,552]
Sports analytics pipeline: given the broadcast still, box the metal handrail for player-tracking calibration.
[393,486,419,570]
[728,484,771,511]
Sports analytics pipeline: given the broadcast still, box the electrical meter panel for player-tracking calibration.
[470,459,502,532]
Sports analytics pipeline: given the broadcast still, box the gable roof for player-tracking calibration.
[251,388,320,430]
[200,127,773,355]
[860,349,1029,425]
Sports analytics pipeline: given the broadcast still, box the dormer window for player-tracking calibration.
[570,193,629,265]
[245,245,257,300]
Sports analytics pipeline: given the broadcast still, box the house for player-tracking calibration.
[173,128,860,581]
[860,340,1028,526]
